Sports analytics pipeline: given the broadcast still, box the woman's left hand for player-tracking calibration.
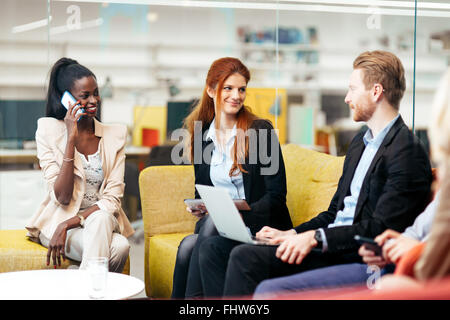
[46,223,68,268]
[382,235,420,264]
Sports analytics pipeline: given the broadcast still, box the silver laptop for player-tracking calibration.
[195,184,276,246]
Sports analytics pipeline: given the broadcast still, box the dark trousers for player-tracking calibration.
[199,235,359,297]
[176,215,218,298]
[171,234,198,299]
[254,263,395,298]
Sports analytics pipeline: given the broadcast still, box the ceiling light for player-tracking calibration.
[53,0,450,18]
[146,12,159,22]
[11,16,52,34]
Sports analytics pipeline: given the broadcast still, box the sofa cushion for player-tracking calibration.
[145,232,191,298]
[0,229,78,272]
[282,144,345,226]
[0,229,130,275]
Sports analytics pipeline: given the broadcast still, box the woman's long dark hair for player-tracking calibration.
[46,57,96,120]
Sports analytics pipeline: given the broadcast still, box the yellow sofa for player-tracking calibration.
[0,229,130,275]
[139,144,344,298]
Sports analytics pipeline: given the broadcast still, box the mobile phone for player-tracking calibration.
[354,235,382,256]
[61,91,84,121]
[184,199,205,211]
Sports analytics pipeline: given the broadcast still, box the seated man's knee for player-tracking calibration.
[228,244,253,265]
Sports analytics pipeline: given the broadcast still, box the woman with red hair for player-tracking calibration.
[171,57,292,298]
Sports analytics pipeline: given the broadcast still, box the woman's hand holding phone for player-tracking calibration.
[375,229,420,264]
[186,204,207,219]
[64,99,86,139]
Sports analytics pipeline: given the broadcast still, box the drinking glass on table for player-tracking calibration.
[87,257,108,299]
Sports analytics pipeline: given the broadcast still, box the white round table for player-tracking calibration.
[0,269,144,300]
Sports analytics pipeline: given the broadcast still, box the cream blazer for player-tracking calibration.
[26,117,134,241]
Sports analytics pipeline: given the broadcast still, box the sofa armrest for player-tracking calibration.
[139,165,197,237]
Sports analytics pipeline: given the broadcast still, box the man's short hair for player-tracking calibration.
[353,50,406,110]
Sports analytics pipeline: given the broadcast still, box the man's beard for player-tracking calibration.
[352,103,376,122]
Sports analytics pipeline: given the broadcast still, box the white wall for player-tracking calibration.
[0,170,46,229]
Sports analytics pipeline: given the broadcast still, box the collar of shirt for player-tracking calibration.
[363,114,400,147]
[205,118,237,149]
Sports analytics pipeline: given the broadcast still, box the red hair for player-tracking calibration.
[353,50,406,110]
[184,57,258,175]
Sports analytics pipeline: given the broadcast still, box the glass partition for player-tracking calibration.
[414,0,450,158]
[45,1,282,144]
[276,1,420,155]
[0,1,426,231]
[0,0,51,229]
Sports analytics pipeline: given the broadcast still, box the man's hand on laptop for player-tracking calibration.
[255,226,296,244]
[275,230,317,264]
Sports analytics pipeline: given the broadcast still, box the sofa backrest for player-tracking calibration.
[282,144,344,226]
[140,165,197,237]
[139,144,344,236]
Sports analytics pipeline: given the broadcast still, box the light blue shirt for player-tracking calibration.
[206,118,246,200]
[320,115,400,251]
[403,192,439,242]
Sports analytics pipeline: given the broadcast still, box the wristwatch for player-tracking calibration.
[314,230,323,249]
[77,213,85,227]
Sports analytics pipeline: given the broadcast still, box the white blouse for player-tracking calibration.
[78,146,104,210]
[206,118,246,200]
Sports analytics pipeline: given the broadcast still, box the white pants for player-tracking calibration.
[39,210,130,273]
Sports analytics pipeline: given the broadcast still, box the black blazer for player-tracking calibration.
[194,119,293,234]
[295,116,432,255]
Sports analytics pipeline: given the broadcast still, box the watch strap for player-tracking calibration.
[314,229,323,249]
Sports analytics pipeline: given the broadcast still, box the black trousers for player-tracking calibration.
[171,234,198,299]
[198,235,358,298]
[173,215,218,298]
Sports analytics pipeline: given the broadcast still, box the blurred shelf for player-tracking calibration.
[238,43,320,51]
[2,39,449,55]
[0,79,439,93]
[0,38,447,94]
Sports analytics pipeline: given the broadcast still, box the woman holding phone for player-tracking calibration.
[26,57,134,272]
[171,57,292,298]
